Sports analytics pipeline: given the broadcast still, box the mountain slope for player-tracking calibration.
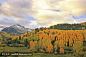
[2,24,34,36]
[0,26,5,31]
[0,31,11,39]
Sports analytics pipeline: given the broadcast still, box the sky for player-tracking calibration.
[0,0,86,29]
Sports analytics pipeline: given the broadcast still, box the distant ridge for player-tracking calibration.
[48,22,86,30]
[2,24,34,36]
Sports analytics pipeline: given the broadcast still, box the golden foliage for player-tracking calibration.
[60,48,64,54]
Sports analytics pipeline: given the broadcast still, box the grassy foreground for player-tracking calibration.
[0,47,86,57]
[1,53,86,57]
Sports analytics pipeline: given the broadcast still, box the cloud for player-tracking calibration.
[0,0,86,29]
[31,0,86,26]
[30,20,37,25]
[0,15,31,28]
[14,18,30,24]
[74,18,86,23]
[0,18,17,27]
[60,0,86,17]
[0,0,35,18]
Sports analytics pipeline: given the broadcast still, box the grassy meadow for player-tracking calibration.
[0,47,86,57]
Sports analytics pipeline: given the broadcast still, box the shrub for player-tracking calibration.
[1,44,6,47]
[18,44,24,47]
[78,52,84,57]
[59,48,64,54]
[27,45,29,48]
[54,52,58,55]
[32,50,38,53]
[22,45,25,47]
[10,44,13,47]
[14,44,18,47]
[39,49,44,53]
[16,44,19,47]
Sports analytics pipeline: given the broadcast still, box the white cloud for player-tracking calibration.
[74,18,86,23]
[0,0,34,18]
[14,18,29,23]
[0,0,86,29]
[30,20,37,25]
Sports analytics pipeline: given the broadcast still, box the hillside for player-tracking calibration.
[0,27,86,55]
[2,24,34,36]
[48,22,86,30]
[17,29,86,54]
[0,22,86,55]
[81,22,86,26]
[0,31,11,40]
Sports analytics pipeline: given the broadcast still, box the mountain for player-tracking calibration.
[2,24,34,36]
[0,26,6,31]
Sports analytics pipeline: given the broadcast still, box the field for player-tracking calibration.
[0,47,86,57]
[0,47,30,52]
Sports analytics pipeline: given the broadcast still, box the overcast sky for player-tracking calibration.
[0,0,86,29]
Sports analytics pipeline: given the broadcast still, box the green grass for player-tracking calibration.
[0,53,75,57]
[0,52,86,57]
[0,47,30,52]
[0,47,86,57]
[32,53,74,57]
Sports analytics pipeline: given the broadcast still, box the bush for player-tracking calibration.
[14,44,18,47]
[39,49,44,53]
[18,44,24,47]
[10,44,13,47]
[22,45,25,47]
[78,52,84,57]
[1,44,6,47]
[59,48,64,54]
[32,50,38,53]
[16,44,19,47]
[27,45,29,48]
[54,52,58,55]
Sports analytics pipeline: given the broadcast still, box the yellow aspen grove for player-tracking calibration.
[73,41,83,53]
[30,41,34,51]
[60,48,64,54]
[47,44,53,53]
[54,45,57,52]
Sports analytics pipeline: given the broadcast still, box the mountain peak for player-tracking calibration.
[15,24,21,26]
[2,24,34,35]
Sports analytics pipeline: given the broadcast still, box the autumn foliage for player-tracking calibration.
[47,44,53,53]
[1,28,86,54]
[19,29,86,54]
[59,48,64,54]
